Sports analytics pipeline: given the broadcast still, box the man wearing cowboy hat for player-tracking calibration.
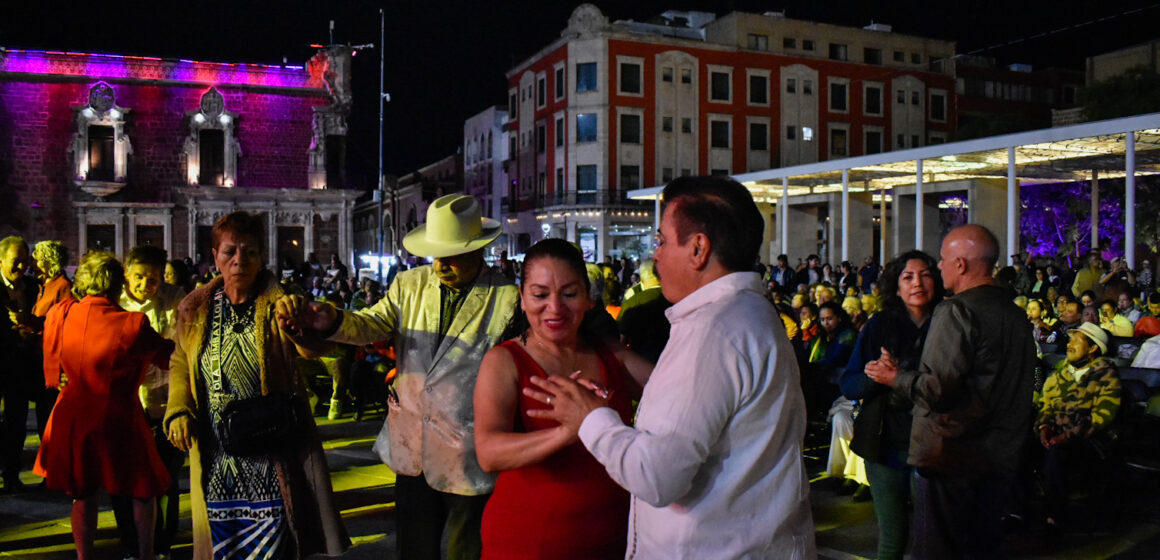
[277,193,518,560]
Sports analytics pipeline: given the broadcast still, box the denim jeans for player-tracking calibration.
[866,460,912,560]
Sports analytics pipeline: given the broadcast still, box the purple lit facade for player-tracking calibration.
[0,47,361,269]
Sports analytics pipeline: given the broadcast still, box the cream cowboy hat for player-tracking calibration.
[402,194,501,258]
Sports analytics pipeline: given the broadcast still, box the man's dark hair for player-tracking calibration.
[1149,292,1160,305]
[778,254,789,265]
[661,175,763,272]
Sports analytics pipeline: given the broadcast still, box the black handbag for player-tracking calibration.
[217,392,306,457]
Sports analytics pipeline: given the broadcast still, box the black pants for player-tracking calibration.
[395,473,489,560]
[112,417,186,556]
[912,470,1011,560]
[0,377,31,485]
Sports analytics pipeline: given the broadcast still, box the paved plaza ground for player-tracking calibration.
[1,412,1159,559]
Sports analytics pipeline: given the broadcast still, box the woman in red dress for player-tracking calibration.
[35,251,174,560]
[474,239,652,559]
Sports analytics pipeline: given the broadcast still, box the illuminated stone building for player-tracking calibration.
[0,46,360,270]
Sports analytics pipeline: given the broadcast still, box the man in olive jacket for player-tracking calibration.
[277,194,518,560]
[866,224,1036,559]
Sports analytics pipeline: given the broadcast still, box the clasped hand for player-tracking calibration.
[864,347,899,386]
[522,372,613,432]
[274,294,338,338]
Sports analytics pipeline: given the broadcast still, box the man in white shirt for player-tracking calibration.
[528,176,815,559]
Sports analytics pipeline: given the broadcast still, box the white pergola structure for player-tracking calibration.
[629,112,1160,267]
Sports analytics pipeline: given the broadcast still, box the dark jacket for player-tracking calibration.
[891,284,1037,478]
[842,309,930,467]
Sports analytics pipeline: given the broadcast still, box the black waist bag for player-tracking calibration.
[217,392,307,457]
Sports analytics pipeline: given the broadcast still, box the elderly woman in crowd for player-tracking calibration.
[844,250,944,560]
[30,240,71,438]
[474,239,650,558]
[35,251,174,560]
[164,212,348,559]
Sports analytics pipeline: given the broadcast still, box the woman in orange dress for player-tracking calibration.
[35,251,174,560]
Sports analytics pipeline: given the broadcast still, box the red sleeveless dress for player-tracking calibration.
[480,341,633,559]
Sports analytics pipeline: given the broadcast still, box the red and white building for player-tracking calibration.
[503,5,956,261]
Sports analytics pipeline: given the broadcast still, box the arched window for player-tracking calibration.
[184,88,240,187]
[70,82,132,197]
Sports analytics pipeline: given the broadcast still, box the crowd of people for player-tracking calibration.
[2,174,1159,559]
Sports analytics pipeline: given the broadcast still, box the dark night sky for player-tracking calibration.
[4,1,1159,186]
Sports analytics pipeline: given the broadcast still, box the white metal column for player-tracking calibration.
[1007,147,1017,260]
[841,168,850,262]
[1126,131,1137,267]
[1091,169,1100,252]
[915,160,924,251]
[880,186,887,265]
[781,177,789,255]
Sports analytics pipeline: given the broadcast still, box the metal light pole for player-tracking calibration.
[376,8,388,285]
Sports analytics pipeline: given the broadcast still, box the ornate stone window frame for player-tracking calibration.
[184,87,241,187]
[70,81,132,197]
[308,105,348,189]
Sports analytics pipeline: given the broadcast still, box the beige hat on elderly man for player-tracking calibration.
[1068,322,1109,355]
[402,194,502,258]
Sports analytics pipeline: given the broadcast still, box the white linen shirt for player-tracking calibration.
[579,271,815,559]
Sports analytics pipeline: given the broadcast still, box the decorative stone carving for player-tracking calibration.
[200,87,224,117]
[565,4,608,39]
[88,82,116,113]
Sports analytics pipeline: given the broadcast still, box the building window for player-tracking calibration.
[710,120,729,148]
[710,169,730,176]
[87,126,115,181]
[828,43,848,61]
[556,167,564,197]
[747,34,769,51]
[555,116,564,147]
[803,79,813,95]
[662,66,673,82]
[662,116,673,132]
[576,113,596,142]
[72,81,131,190]
[680,68,693,84]
[830,128,848,157]
[802,39,816,51]
[576,62,597,92]
[897,89,906,104]
[911,91,920,105]
[555,66,565,100]
[681,168,691,177]
[865,85,883,115]
[509,92,517,116]
[929,134,946,145]
[620,62,642,94]
[786,78,797,94]
[865,130,883,154]
[710,71,730,101]
[786,125,796,140]
[662,167,673,183]
[830,81,848,112]
[536,75,546,107]
[749,122,768,151]
[536,122,546,153]
[911,134,920,148]
[577,164,597,202]
[893,50,905,62]
[864,47,882,65]
[199,130,225,185]
[896,134,906,149]
[749,74,768,104]
[783,37,797,49]
[802,126,814,142]
[681,117,692,133]
[911,52,922,64]
[185,87,240,187]
[620,165,640,189]
[620,114,641,144]
[930,91,947,121]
